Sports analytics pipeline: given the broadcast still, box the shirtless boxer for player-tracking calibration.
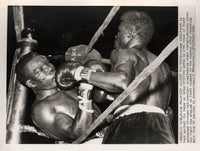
[64,10,175,143]
[15,52,102,143]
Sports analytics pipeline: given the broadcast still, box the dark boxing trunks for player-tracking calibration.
[102,105,175,144]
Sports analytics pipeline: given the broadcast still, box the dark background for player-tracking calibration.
[7,6,178,144]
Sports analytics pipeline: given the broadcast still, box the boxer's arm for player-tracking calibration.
[54,112,77,140]
[88,57,136,93]
[71,102,94,137]
[54,108,93,140]
[32,99,94,141]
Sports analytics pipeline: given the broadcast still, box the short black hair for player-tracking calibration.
[16,52,38,85]
[121,10,154,44]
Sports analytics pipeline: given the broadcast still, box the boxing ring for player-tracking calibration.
[6,6,178,144]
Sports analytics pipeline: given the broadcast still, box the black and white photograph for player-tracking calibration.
[6,6,178,144]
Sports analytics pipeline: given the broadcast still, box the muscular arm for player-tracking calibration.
[55,98,94,140]
[87,49,136,93]
[32,93,94,141]
[71,102,93,137]
[54,105,93,141]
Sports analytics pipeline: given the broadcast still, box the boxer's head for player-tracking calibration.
[16,52,56,90]
[114,10,154,49]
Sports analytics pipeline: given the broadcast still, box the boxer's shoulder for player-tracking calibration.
[111,48,145,65]
[31,92,61,115]
[31,100,55,127]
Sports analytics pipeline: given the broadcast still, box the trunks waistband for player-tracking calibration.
[114,104,166,119]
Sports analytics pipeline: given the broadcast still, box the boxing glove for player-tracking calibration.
[65,45,102,64]
[81,60,109,103]
[92,87,107,103]
[92,87,115,103]
[84,59,107,72]
[55,61,84,90]
[80,59,108,82]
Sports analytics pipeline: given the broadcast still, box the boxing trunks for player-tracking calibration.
[102,104,175,144]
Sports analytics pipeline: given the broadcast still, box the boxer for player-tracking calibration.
[16,52,105,143]
[66,10,175,143]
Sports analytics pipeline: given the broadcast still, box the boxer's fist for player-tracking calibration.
[80,60,107,82]
[92,87,107,103]
[55,61,83,90]
[84,60,107,72]
[83,60,108,102]
[92,88,115,103]
[65,45,102,64]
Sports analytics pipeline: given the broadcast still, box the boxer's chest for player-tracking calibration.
[52,93,79,119]
[36,92,79,120]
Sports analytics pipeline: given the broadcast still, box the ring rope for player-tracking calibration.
[20,125,49,138]
[84,6,120,53]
